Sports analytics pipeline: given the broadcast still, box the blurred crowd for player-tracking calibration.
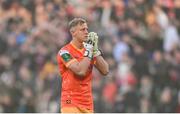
[0,0,180,113]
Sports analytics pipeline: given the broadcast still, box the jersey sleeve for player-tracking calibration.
[93,57,97,65]
[58,50,77,67]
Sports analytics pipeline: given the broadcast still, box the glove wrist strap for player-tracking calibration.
[94,49,103,57]
[84,50,93,59]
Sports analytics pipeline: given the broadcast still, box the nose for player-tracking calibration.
[85,29,88,34]
[83,28,88,33]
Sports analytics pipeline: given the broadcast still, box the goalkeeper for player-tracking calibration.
[57,18,109,113]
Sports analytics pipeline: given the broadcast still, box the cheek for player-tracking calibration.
[77,32,83,37]
[74,31,78,35]
[73,31,79,37]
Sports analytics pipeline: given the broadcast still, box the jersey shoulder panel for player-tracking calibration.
[58,44,76,67]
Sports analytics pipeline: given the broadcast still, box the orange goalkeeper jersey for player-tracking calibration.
[57,42,95,111]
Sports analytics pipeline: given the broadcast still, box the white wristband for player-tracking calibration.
[84,50,93,59]
[94,50,102,57]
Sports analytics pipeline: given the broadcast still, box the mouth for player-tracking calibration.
[84,36,88,42]
[84,35,88,40]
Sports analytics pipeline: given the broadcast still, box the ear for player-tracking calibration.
[71,30,79,37]
[70,30,74,35]
[70,27,77,36]
[71,30,76,37]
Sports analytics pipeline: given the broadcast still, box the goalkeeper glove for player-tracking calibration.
[88,32,102,57]
[83,39,94,59]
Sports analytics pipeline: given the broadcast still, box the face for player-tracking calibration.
[71,23,88,43]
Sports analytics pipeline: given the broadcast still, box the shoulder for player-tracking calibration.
[58,43,71,55]
[57,43,73,62]
[58,49,70,56]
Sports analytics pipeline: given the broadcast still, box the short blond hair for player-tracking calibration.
[68,18,87,32]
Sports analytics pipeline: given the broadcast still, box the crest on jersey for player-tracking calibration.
[59,50,72,62]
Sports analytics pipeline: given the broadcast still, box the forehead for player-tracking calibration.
[76,23,88,29]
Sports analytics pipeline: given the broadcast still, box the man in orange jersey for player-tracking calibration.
[57,18,109,113]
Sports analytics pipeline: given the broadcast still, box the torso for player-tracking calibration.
[57,43,95,111]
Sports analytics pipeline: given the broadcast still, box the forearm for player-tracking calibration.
[95,56,109,75]
[76,57,91,76]
[68,57,91,77]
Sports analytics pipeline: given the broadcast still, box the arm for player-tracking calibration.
[88,32,109,75]
[59,39,94,77]
[68,57,91,77]
[95,56,109,75]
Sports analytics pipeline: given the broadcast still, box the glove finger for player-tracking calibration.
[87,39,95,46]
[88,32,96,38]
[88,32,98,46]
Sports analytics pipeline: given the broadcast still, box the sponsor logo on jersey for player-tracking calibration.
[59,50,72,62]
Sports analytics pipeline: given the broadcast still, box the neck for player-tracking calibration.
[71,38,84,49]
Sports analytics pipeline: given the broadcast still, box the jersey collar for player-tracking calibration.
[70,42,85,53]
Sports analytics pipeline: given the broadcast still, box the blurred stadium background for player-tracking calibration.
[0,0,180,113]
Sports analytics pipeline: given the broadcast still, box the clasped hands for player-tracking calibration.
[83,32,101,59]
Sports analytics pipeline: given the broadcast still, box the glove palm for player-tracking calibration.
[88,32,101,57]
[83,38,94,59]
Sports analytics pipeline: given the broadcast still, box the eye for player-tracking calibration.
[81,28,88,32]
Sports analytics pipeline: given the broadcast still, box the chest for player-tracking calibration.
[69,49,84,61]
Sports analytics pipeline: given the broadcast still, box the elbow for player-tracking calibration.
[102,69,109,75]
[101,64,109,76]
[75,70,87,77]
[70,66,87,77]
